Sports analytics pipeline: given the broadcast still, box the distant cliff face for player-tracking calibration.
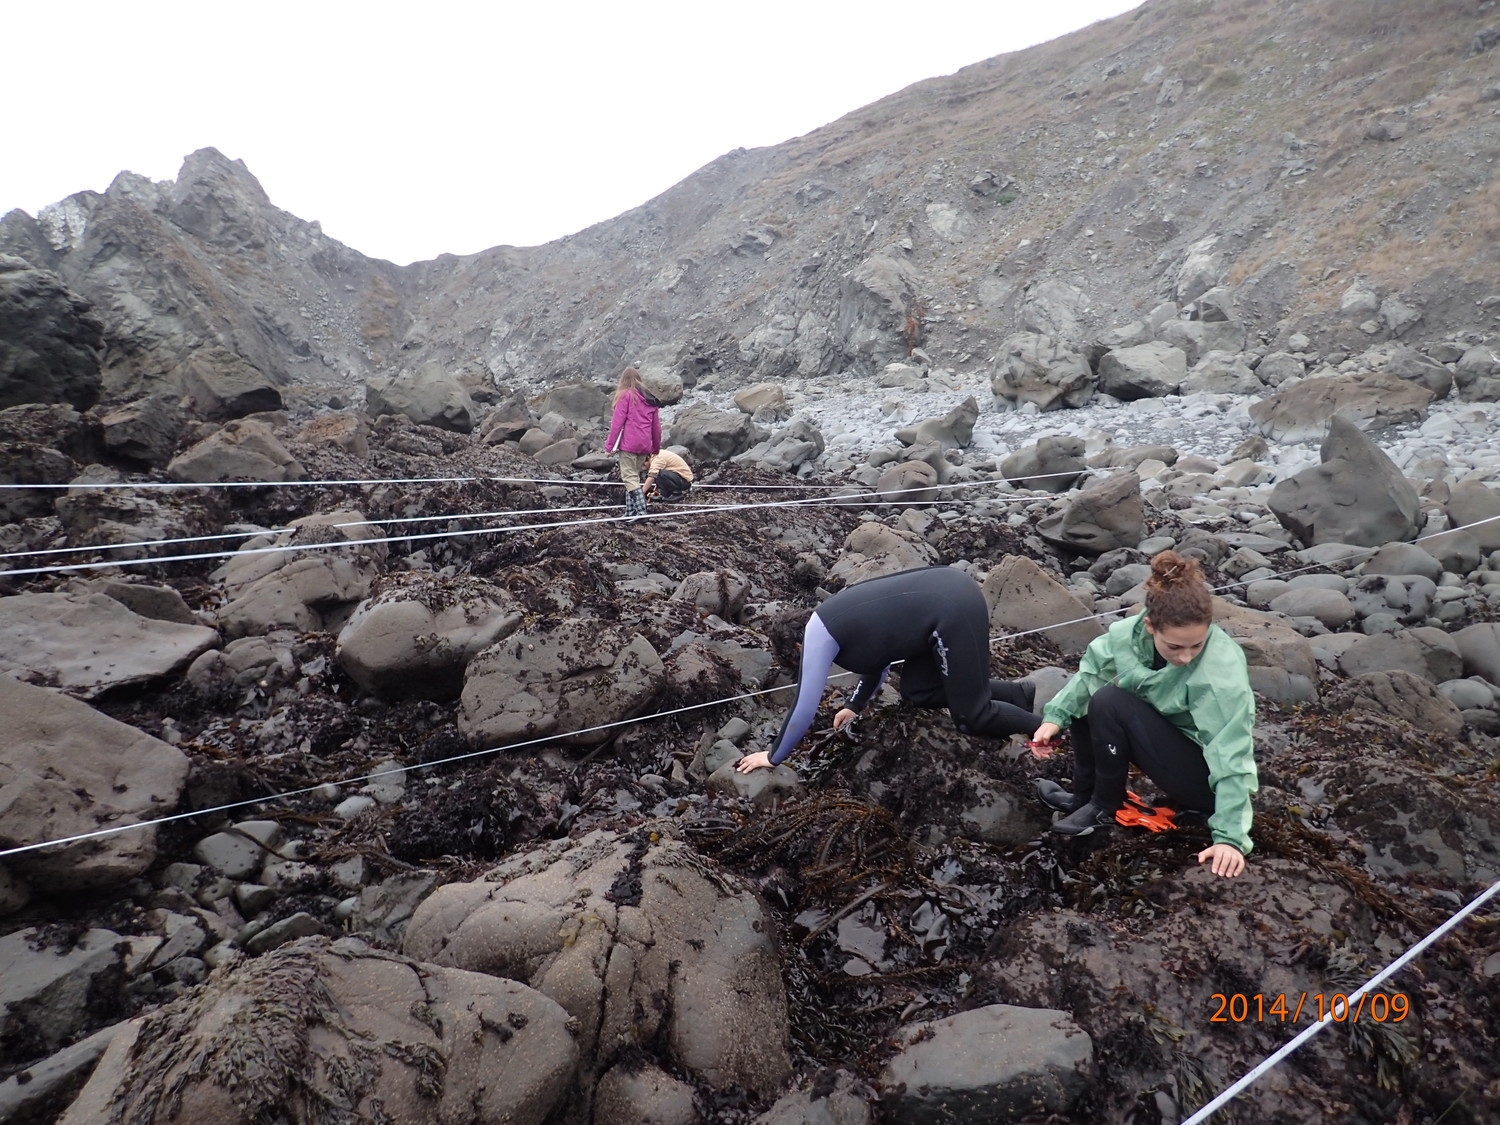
[2,0,1495,413]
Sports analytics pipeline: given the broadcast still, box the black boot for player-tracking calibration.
[1033,778,1086,814]
[1051,801,1117,836]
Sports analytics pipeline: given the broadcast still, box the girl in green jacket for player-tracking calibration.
[1029,550,1258,878]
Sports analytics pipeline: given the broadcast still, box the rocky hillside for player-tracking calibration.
[3,0,1498,412]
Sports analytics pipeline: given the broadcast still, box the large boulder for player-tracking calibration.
[877,1005,1092,1120]
[215,510,388,638]
[1035,471,1144,555]
[0,591,219,697]
[57,936,578,1125]
[1447,480,1500,551]
[1454,622,1500,685]
[983,554,1104,655]
[874,460,941,509]
[1212,599,1319,704]
[98,395,188,467]
[1180,350,1261,395]
[1339,628,1463,684]
[366,360,477,434]
[0,675,189,893]
[167,417,305,483]
[991,332,1096,411]
[668,402,760,462]
[825,524,938,588]
[0,257,103,411]
[1325,670,1464,739]
[1455,345,1500,401]
[1097,341,1186,400]
[1000,435,1086,493]
[336,575,525,700]
[173,346,283,421]
[404,830,792,1103]
[1155,318,1247,366]
[1249,371,1433,442]
[458,617,665,747]
[894,396,979,449]
[0,927,127,1056]
[1267,414,1421,547]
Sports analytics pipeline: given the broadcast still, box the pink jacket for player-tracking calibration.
[606,389,661,455]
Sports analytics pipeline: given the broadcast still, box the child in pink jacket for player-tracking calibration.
[605,366,661,518]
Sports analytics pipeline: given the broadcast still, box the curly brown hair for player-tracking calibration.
[767,606,813,671]
[1143,549,1213,629]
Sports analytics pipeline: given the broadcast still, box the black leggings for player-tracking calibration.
[896,620,1040,740]
[1067,685,1214,813]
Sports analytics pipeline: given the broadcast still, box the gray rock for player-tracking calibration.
[1348,573,1437,624]
[707,760,805,807]
[826,524,938,587]
[1213,599,1319,704]
[0,591,219,697]
[404,830,792,1099]
[1339,628,1463,684]
[193,820,284,881]
[167,417,305,482]
[594,1062,699,1125]
[673,569,751,621]
[984,555,1104,654]
[878,1004,1091,1121]
[1181,350,1260,395]
[1097,341,1187,399]
[0,261,103,411]
[875,460,941,508]
[1454,622,1500,684]
[98,394,187,467]
[754,1070,871,1125]
[1327,671,1464,739]
[0,677,190,893]
[1249,371,1433,442]
[1438,677,1500,711]
[991,333,1096,411]
[1000,435,1086,493]
[336,575,524,700]
[0,927,125,1057]
[366,359,477,433]
[1362,541,1443,581]
[459,618,665,747]
[669,402,761,462]
[175,346,283,420]
[1447,481,1500,550]
[1036,471,1144,555]
[58,936,577,1125]
[1268,587,1356,629]
[216,510,388,638]
[0,1023,121,1125]
[1267,415,1421,547]
[894,396,978,449]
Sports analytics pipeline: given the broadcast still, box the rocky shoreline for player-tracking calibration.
[3,333,1500,1123]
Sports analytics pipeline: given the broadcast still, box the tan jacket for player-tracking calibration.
[647,450,693,481]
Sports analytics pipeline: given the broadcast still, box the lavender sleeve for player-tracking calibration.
[768,613,841,765]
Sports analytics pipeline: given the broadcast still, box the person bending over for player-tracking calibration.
[644,449,693,501]
[736,566,1041,773]
[1029,550,1258,878]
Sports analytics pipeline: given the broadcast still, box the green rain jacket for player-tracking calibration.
[1042,614,1259,856]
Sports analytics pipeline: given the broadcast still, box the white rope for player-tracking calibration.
[0,467,1095,492]
[0,477,1055,579]
[0,502,625,562]
[0,671,863,861]
[1179,874,1500,1124]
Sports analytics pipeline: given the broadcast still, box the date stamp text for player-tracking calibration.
[1209,992,1409,1024]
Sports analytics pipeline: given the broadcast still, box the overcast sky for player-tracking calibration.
[5,1,1143,266]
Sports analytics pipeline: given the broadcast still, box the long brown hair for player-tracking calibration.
[612,366,644,407]
[1143,550,1213,629]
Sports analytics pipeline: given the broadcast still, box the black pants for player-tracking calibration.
[896,622,1041,740]
[655,470,691,499]
[1067,684,1214,813]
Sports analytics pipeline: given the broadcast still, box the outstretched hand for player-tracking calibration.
[734,750,773,774]
[1197,843,1246,878]
[1028,721,1062,759]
